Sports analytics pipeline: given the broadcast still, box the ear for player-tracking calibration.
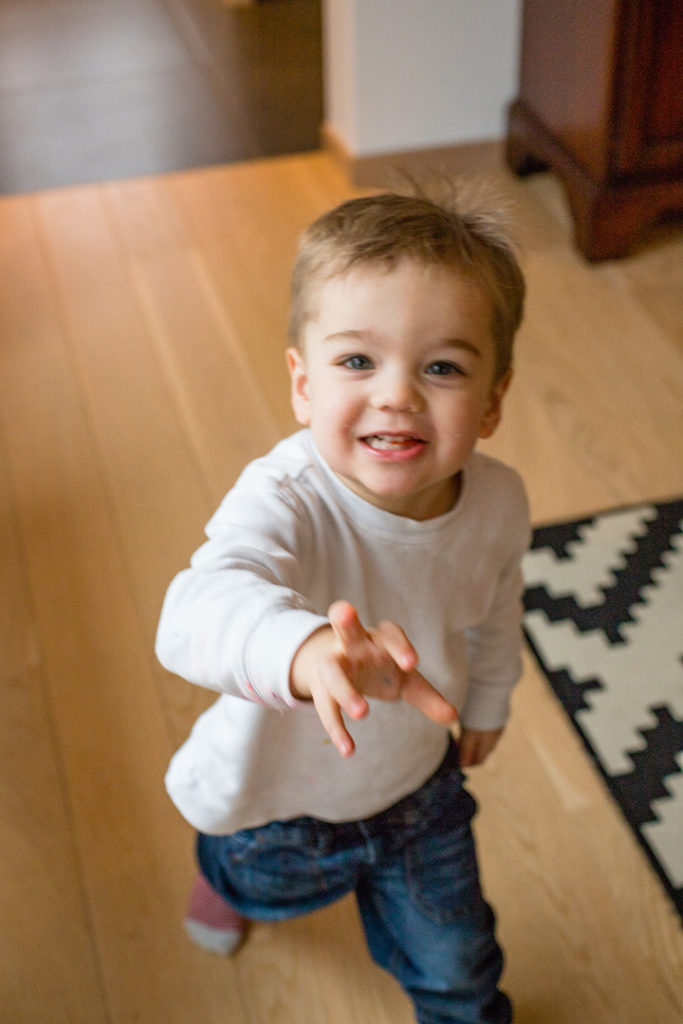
[478,369,513,439]
[286,347,312,426]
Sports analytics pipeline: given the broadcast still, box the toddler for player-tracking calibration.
[156,186,529,1024]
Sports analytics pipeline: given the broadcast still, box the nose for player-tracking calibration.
[370,366,423,413]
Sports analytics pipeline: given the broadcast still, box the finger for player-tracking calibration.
[311,661,369,758]
[328,600,369,654]
[373,619,419,673]
[400,671,459,725]
[311,687,356,757]
[317,655,369,720]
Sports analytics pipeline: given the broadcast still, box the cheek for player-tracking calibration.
[439,399,488,449]
[310,391,360,443]
[319,383,358,418]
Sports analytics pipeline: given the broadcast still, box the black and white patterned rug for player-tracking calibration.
[522,498,683,922]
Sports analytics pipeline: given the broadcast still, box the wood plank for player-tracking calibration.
[0,196,249,1024]
[101,174,282,504]
[33,185,214,623]
[32,183,223,743]
[0,407,41,686]
[0,668,110,1024]
[0,400,106,1022]
[237,900,415,1024]
[167,153,351,431]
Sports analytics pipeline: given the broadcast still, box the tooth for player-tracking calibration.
[367,435,414,450]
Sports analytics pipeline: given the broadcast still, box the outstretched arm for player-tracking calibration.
[290,600,458,757]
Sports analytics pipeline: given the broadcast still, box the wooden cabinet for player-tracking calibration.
[505,0,683,259]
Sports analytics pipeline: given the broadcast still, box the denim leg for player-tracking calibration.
[356,788,512,1024]
[196,818,362,921]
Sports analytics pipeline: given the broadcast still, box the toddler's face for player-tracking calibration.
[287,259,510,520]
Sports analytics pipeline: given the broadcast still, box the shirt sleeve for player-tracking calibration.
[460,476,531,731]
[155,475,329,710]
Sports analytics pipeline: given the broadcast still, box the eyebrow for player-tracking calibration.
[439,338,484,359]
[323,330,370,344]
[323,330,484,358]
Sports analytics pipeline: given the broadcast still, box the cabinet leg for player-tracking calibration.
[505,100,683,260]
[504,101,549,176]
[570,183,683,261]
[504,133,547,177]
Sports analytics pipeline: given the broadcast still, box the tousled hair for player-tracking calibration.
[288,183,525,383]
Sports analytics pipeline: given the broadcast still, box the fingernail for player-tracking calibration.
[351,698,368,718]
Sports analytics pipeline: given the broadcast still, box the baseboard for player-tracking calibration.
[321,124,503,188]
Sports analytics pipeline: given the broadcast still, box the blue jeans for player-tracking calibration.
[197,742,512,1024]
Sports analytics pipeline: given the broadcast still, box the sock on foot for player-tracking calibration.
[184,873,247,956]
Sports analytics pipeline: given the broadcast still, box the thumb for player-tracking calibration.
[328,601,368,653]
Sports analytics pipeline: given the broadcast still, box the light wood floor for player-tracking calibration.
[1,150,681,1023]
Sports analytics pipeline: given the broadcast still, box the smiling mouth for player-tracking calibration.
[362,434,426,451]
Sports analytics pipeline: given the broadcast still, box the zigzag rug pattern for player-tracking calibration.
[522,498,683,922]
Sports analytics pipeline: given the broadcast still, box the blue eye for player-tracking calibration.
[342,354,373,370]
[426,361,463,377]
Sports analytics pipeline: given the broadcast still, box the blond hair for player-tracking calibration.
[289,186,525,383]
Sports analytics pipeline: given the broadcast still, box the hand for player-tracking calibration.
[290,601,458,758]
[458,727,504,768]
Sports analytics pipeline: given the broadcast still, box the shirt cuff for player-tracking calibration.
[244,608,330,709]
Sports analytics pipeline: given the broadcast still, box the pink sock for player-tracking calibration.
[184,873,247,955]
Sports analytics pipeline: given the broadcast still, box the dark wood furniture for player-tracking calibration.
[505,0,683,259]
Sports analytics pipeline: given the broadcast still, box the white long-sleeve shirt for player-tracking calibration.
[157,430,529,834]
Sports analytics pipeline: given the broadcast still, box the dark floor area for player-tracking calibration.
[0,0,322,194]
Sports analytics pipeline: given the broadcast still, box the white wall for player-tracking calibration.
[323,0,522,158]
